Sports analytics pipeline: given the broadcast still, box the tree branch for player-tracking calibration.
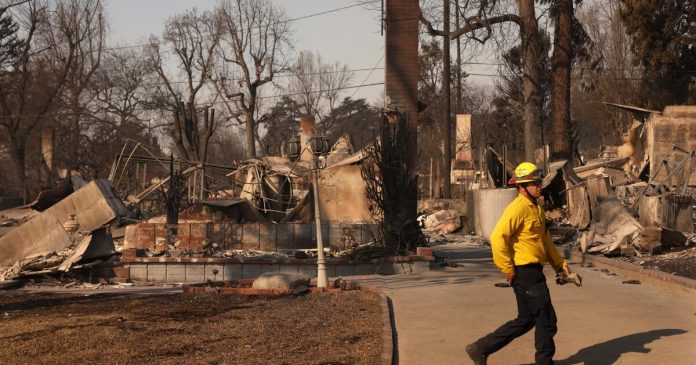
[420,12,521,39]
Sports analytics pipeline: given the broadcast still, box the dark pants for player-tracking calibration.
[475,264,558,365]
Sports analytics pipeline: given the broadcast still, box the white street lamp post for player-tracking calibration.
[309,135,330,289]
[312,161,328,289]
[288,134,329,289]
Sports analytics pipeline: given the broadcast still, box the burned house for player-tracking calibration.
[542,104,696,256]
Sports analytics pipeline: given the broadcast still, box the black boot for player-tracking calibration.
[465,342,488,365]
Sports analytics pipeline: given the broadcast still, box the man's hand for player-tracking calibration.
[505,271,516,285]
[562,263,571,276]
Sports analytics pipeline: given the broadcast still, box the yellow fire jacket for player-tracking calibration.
[490,194,566,274]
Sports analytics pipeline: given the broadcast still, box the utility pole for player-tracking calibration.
[455,0,462,114]
[443,0,452,198]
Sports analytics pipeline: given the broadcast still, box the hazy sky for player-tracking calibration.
[103,0,499,105]
[103,0,387,103]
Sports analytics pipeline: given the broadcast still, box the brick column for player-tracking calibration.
[385,0,419,169]
[300,115,316,162]
[385,0,419,247]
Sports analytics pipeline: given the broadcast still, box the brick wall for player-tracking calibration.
[123,222,377,254]
[384,0,419,225]
[385,0,419,118]
[646,106,696,185]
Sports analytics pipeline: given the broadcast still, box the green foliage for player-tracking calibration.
[620,0,696,106]
[325,97,380,151]
[0,8,23,71]
[259,96,302,155]
[260,96,379,155]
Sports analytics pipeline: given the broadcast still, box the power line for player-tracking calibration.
[257,82,383,100]
[461,61,696,73]
[13,0,378,58]
[142,66,386,88]
[351,53,385,98]
[0,82,385,119]
[103,1,377,54]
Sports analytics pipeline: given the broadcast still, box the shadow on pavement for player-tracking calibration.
[521,329,688,365]
[387,296,399,365]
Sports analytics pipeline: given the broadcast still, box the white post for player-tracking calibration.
[312,159,328,289]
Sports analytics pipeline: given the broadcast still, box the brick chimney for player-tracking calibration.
[383,0,419,237]
[385,0,419,168]
[299,115,315,161]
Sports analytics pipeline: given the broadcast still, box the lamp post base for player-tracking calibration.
[317,257,328,288]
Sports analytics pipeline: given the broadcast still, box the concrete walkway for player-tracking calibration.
[364,243,696,365]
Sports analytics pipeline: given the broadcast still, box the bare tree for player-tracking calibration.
[85,47,160,179]
[288,49,353,134]
[0,0,79,200]
[420,0,557,161]
[0,0,25,71]
[289,50,322,121]
[515,0,544,161]
[91,48,152,134]
[571,0,641,156]
[55,0,104,171]
[212,0,293,158]
[148,7,220,165]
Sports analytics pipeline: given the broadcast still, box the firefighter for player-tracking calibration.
[466,162,570,365]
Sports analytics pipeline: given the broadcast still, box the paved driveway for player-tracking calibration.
[378,243,696,365]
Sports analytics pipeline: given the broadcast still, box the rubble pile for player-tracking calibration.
[0,180,126,284]
[621,245,696,279]
[418,209,462,234]
[0,244,80,281]
[522,105,696,280]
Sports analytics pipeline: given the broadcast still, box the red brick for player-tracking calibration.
[123,225,138,249]
[416,247,434,257]
[121,248,137,258]
[190,223,207,238]
[155,223,166,240]
[113,266,130,280]
[177,235,190,250]
[136,224,155,250]
[188,237,205,252]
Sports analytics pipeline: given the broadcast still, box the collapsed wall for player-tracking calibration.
[0,180,128,267]
[645,106,696,185]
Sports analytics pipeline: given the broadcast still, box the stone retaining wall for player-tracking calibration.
[124,222,378,254]
[116,255,434,283]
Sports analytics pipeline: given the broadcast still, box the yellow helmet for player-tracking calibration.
[508,162,544,185]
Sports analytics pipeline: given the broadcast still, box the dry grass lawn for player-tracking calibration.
[0,290,383,365]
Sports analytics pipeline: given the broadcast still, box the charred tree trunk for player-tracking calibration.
[550,0,572,161]
[516,0,544,162]
[70,96,81,171]
[361,111,424,254]
[245,109,256,158]
[165,155,181,245]
[171,102,215,200]
[8,142,27,203]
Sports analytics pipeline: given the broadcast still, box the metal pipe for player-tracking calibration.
[503,144,507,185]
[429,158,433,199]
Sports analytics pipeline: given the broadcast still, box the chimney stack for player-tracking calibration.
[299,115,316,161]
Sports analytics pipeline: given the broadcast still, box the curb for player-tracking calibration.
[362,285,395,365]
[562,248,696,298]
